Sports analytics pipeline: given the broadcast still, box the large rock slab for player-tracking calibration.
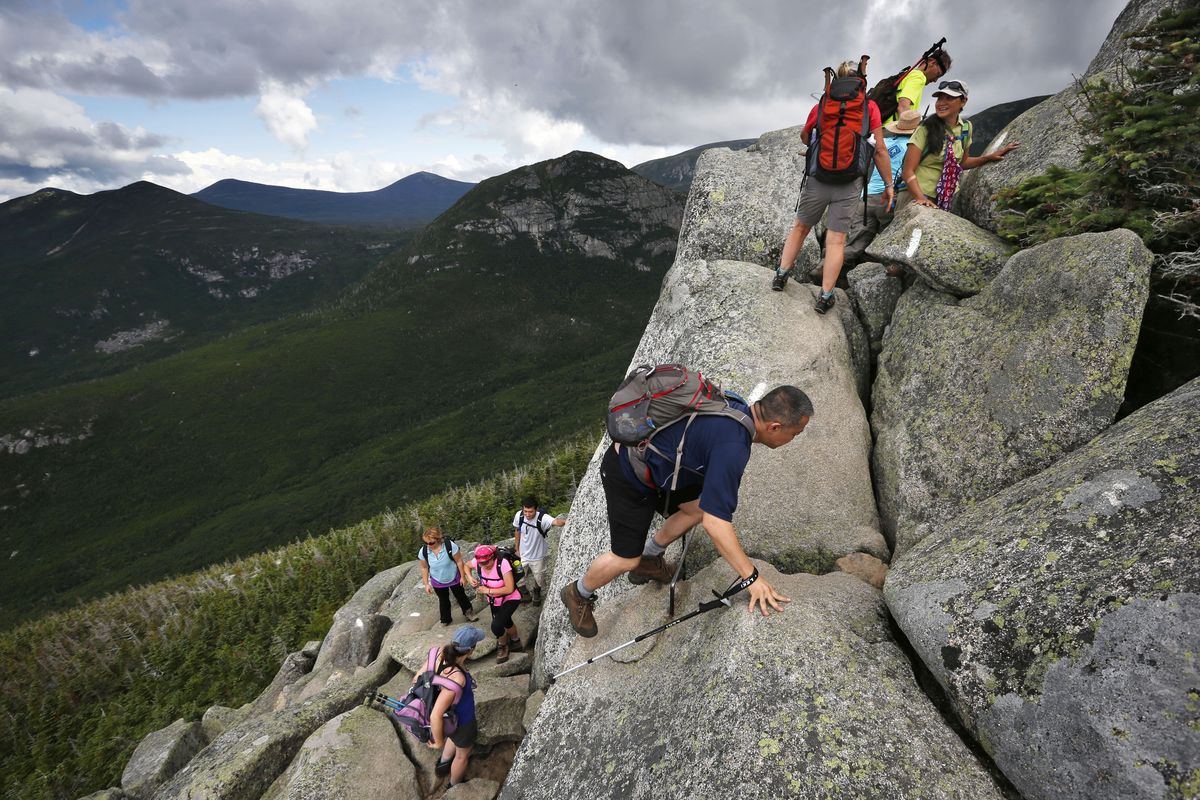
[884,377,1200,800]
[536,258,888,684]
[120,718,205,800]
[864,204,1014,297]
[152,657,394,800]
[508,562,1006,799]
[311,563,409,673]
[676,126,814,270]
[846,263,902,355]
[380,553,484,637]
[476,676,529,747]
[445,780,501,800]
[261,706,417,800]
[872,229,1151,556]
[958,0,1177,231]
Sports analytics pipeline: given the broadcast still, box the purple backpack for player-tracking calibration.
[384,647,464,743]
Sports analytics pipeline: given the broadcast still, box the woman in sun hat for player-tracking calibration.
[897,79,1020,213]
[467,544,524,663]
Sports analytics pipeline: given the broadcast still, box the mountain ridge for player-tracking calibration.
[192,171,475,227]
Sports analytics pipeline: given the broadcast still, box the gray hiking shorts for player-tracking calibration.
[795,177,864,233]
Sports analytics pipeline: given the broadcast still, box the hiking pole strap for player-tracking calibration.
[720,567,759,599]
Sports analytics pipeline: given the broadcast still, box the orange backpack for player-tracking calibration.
[806,56,874,185]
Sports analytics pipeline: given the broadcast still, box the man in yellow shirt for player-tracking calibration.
[888,51,952,123]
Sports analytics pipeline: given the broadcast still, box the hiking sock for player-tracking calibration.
[575,578,595,599]
[642,538,667,558]
[821,290,834,300]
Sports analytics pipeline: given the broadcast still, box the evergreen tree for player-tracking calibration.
[995,1,1200,316]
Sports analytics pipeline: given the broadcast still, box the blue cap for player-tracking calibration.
[452,626,486,653]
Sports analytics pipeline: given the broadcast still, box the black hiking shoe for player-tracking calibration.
[560,582,598,638]
[435,758,452,777]
[771,268,792,291]
[628,554,675,585]
[814,291,836,314]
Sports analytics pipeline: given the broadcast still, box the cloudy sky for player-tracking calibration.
[0,0,1129,202]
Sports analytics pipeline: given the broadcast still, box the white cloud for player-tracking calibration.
[0,86,188,200]
[0,0,1135,197]
[254,82,319,151]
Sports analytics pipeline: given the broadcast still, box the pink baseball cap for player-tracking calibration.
[474,544,497,561]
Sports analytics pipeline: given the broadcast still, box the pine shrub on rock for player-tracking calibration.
[995,2,1199,316]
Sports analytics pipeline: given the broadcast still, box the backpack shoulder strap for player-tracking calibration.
[419,545,427,562]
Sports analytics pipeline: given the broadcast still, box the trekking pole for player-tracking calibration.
[366,691,409,712]
[549,568,760,684]
[667,527,694,618]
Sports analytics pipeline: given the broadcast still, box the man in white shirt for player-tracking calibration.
[512,495,566,605]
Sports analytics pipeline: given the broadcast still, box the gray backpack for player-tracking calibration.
[607,364,754,491]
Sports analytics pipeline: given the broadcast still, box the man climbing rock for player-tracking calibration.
[561,383,813,638]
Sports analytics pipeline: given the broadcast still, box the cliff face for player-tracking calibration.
[412,150,683,270]
[88,2,1199,798]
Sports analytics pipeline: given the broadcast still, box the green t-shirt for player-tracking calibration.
[906,120,972,197]
[886,70,928,123]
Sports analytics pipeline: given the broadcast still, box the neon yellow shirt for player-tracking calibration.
[887,70,928,123]
[906,120,972,197]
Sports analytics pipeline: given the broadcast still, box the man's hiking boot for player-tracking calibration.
[507,635,524,653]
[520,587,532,604]
[560,582,598,638]
[496,636,509,664]
[628,554,675,585]
[771,268,792,291]
[532,587,542,605]
[815,291,836,315]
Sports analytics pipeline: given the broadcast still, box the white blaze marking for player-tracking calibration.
[355,617,364,629]
[906,228,923,259]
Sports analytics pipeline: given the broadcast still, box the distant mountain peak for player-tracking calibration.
[192,172,475,227]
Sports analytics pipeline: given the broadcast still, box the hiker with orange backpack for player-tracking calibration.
[771,58,893,314]
[560,366,812,639]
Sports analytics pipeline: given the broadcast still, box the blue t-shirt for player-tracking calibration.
[618,399,753,523]
[866,133,911,195]
[453,668,475,725]
[419,540,460,585]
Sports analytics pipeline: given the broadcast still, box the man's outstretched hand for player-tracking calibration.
[746,576,791,616]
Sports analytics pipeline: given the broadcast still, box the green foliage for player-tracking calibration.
[0,433,596,800]
[994,2,1200,312]
[0,200,667,628]
[0,183,404,398]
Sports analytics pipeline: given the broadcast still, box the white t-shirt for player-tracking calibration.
[512,510,554,562]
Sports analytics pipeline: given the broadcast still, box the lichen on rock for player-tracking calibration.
[871,228,1152,556]
[885,377,1200,800]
